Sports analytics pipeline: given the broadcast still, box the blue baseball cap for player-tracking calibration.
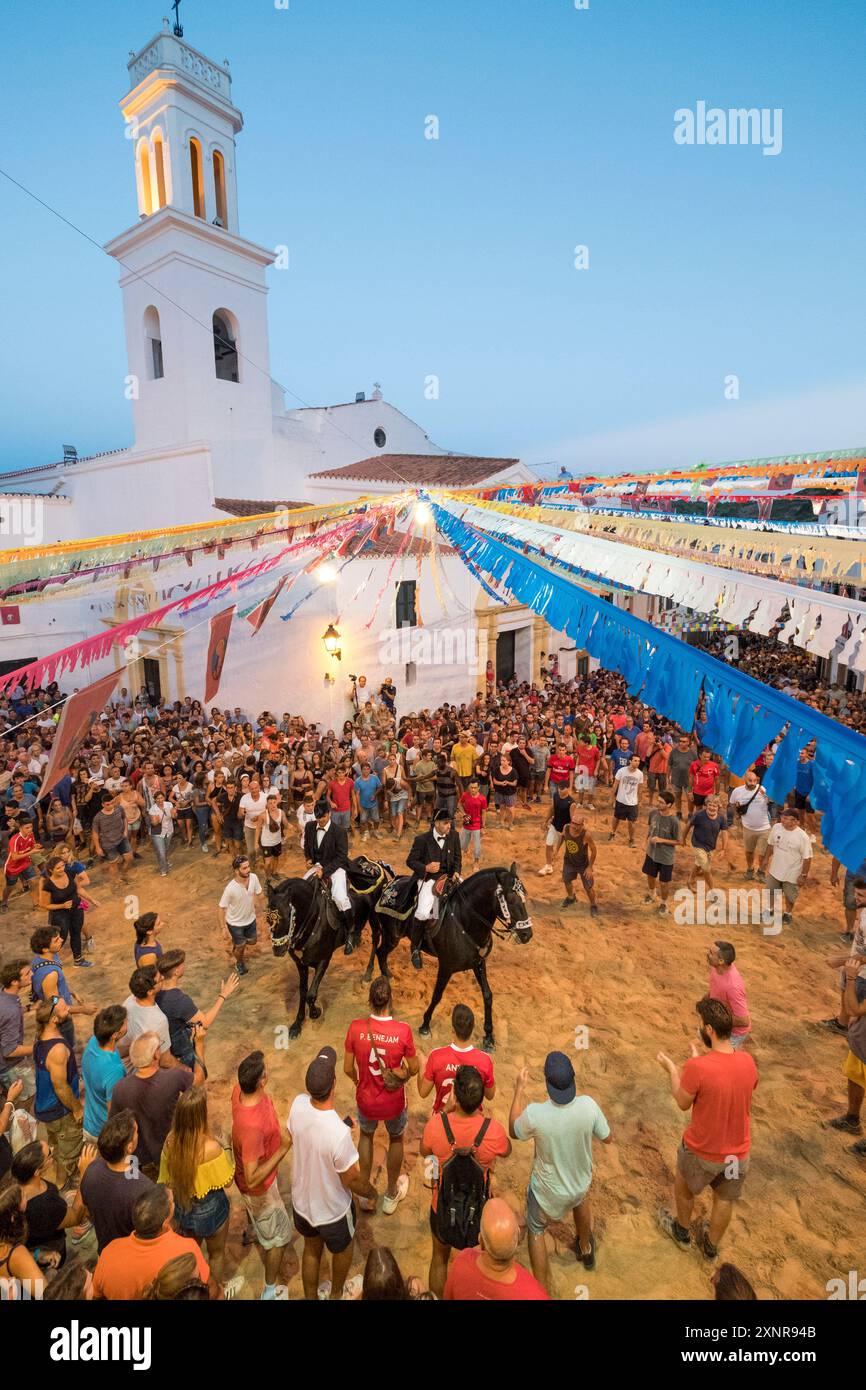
[544,1051,576,1104]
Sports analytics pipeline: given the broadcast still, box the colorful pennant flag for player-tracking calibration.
[205,605,235,703]
[40,670,120,798]
[244,576,288,636]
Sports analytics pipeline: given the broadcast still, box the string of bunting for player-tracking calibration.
[0,512,379,694]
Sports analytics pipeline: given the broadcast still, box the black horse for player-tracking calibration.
[412,863,532,1050]
[266,860,395,1038]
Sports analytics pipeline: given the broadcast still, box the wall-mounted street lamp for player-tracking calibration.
[322,623,342,661]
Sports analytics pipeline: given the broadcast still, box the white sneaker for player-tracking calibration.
[222,1275,245,1299]
[201,844,210,854]
[382,1173,409,1215]
[341,1274,364,1301]
[317,1280,332,1300]
[537,864,553,876]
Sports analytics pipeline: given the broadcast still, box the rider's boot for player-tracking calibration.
[409,915,426,970]
[340,907,356,956]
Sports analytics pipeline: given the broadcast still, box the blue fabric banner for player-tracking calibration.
[434,501,866,870]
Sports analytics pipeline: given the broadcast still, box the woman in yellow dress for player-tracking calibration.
[158,1088,243,1297]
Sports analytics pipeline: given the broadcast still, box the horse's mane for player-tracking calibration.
[449,865,509,904]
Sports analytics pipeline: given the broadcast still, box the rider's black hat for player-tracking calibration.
[314,798,330,819]
[433,808,452,824]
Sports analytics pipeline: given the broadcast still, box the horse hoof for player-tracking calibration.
[419,1023,431,1038]
[481,1038,495,1053]
[288,1024,303,1040]
[362,970,372,984]
[344,942,354,957]
[308,1004,322,1020]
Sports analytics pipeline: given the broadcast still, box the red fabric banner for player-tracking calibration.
[244,576,288,636]
[41,670,120,797]
[205,606,235,703]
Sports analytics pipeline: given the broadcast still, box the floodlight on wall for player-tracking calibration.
[414,501,432,525]
[316,562,337,584]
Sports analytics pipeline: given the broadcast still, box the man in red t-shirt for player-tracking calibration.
[689,749,720,808]
[344,976,418,1217]
[418,1002,495,1114]
[420,1064,511,1297]
[657,996,758,1259]
[444,1198,549,1301]
[327,770,356,831]
[610,706,628,732]
[458,779,487,867]
[231,1050,292,1298]
[574,741,601,809]
[545,745,575,797]
[2,812,38,909]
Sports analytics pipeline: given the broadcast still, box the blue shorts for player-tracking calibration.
[330,810,351,830]
[176,1186,230,1239]
[359,806,380,824]
[357,1107,407,1138]
[730,1032,750,1050]
[228,920,257,945]
[5,865,36,886]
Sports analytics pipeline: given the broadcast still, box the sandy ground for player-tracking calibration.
[5,793,863,1301]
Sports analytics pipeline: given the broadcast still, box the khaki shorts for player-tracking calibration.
[242,1182,293,1250]
[45,1111,84,1186]
[677,1140,749,1201]
[692,847,712,871]
[741,827,770,856]
[765,873,798,904]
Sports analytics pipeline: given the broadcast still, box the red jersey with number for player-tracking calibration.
[423,1044,495,1113]
[576,743,600,775]
[547,754,575,784]
[344,1015,416,1120]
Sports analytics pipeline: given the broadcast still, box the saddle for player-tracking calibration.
[376,873,419,922]
[345,855,389,896]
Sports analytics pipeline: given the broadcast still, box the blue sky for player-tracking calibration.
[1,0,864,475]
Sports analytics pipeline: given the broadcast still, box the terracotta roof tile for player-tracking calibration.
[214,498,311,517]
[308,454,520,485]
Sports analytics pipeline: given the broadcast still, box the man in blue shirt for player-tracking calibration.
[609,737,633,777]
[81,1006,127,1142]
[355,763,383,842]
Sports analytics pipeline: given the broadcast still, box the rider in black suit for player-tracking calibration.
[406,807,462,969]
[303,799,354,950]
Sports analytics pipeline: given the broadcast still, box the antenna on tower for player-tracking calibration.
[172,0,184,37]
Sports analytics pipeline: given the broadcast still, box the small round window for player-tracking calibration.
[374,427,387,448]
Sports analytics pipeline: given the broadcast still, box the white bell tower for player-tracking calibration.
[104,16,277,489]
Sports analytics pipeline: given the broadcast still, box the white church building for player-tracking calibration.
[0,21,564,723]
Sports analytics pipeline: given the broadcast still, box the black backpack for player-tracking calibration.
[434,1113,491,1250]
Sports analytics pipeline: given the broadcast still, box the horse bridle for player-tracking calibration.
[448,873,531,947]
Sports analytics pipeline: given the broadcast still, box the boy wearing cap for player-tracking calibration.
[509,1051,612,1287]
[287,1045,374,1300]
